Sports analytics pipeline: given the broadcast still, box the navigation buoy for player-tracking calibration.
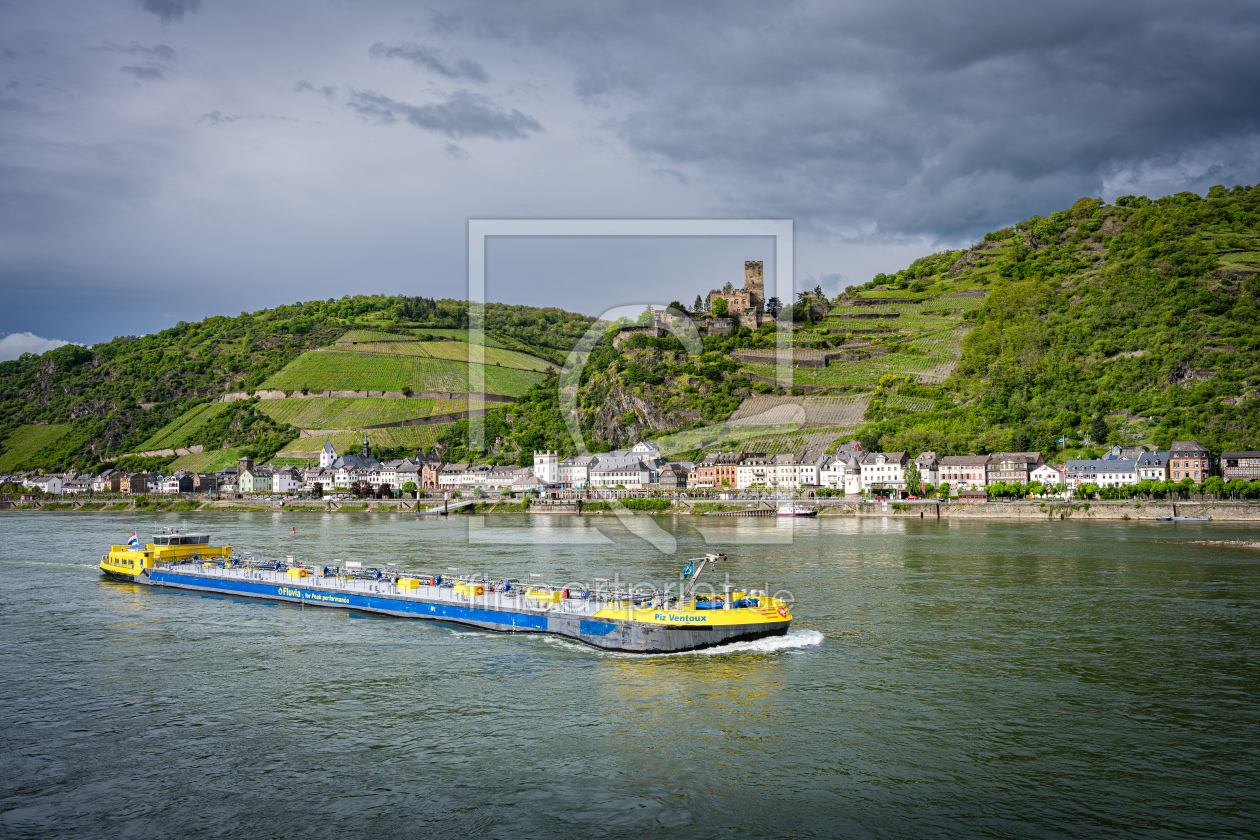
[292,526,296,534]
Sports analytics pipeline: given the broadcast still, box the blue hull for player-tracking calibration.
[148,570,548,631]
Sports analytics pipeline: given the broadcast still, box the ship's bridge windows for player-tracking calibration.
[153,535,210,545]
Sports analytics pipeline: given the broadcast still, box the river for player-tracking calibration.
[0,512,1257,839]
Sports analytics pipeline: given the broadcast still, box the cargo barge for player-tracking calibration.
[100,532,792,653]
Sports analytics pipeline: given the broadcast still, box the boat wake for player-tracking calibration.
[697,628,824,656]
[520,627,824,657]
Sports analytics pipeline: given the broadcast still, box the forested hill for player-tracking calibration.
[0,296,594,470]
[859,184,1260,456]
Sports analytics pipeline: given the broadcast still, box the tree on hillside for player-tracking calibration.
[711,297,729,317]
[765,296,782,318]
[693,295,704,313]
[1089,413,1109,446]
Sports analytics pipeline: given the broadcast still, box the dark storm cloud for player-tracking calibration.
[433,0,1260,240]
[120,65,164,81]
[139,0,201,25]
[368,41,489,82]
[347,89,541,141]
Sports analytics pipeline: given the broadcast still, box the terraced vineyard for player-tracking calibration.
[255,398,433,429]
[745,353,955,386]
[0,424,73,471]
[277,423,455,458]
[336,328,510,348]
[823,300,981,334]
[333,341,552,372]
[133,403,233,451]
[254,397,483,430]
[261,352,546,397]
[730,428,854,456]
[167,446,250,473]
[885,394,937,412]
[728,395,872,428]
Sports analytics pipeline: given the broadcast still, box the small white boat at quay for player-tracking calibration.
[776,503,817,518]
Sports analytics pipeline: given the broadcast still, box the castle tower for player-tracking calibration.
[844,455,862,496]
[744,260,764,311]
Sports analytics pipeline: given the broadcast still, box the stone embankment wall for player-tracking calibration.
[118,445,205,458]
[816,500,1260,521]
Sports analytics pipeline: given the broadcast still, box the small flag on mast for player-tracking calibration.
[126,532,140,549]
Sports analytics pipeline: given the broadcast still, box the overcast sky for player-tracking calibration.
[3,0,1260,353]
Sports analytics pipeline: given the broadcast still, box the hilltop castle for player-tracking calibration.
[708,260,765,328]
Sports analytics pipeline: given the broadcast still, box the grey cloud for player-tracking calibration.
[347,89,541,141]
[198,111,297,125]
[434,0,1260,240]
[120,65,163,81]
[100,42,177,61]
[292,81,337,100]
[444,143,469,159]
[139,0,201,25]
[199,111,240,124]
[368,41,488,82]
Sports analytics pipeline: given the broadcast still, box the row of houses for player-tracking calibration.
[679,440,1254,495]
[9,437,1259,499]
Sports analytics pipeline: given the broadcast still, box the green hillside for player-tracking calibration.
[0,424,74,472]
[133,403,234,451]
[0,296,593,472]
[855,187,1260,456]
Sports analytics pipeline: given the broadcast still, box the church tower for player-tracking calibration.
[319,439,336,469]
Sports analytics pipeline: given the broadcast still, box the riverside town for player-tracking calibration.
[6,437,1260,509]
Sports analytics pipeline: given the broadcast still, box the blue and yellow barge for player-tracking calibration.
[101,534,792,653]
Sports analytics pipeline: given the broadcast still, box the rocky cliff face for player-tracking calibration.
[576,347,745,446]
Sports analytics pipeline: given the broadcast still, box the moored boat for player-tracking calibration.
[100,533,792,653]
[776,503,817,517]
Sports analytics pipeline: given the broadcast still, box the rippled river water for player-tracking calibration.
[1,511,1257,839]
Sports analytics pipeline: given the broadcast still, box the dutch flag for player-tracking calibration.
[126,532,140,549]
